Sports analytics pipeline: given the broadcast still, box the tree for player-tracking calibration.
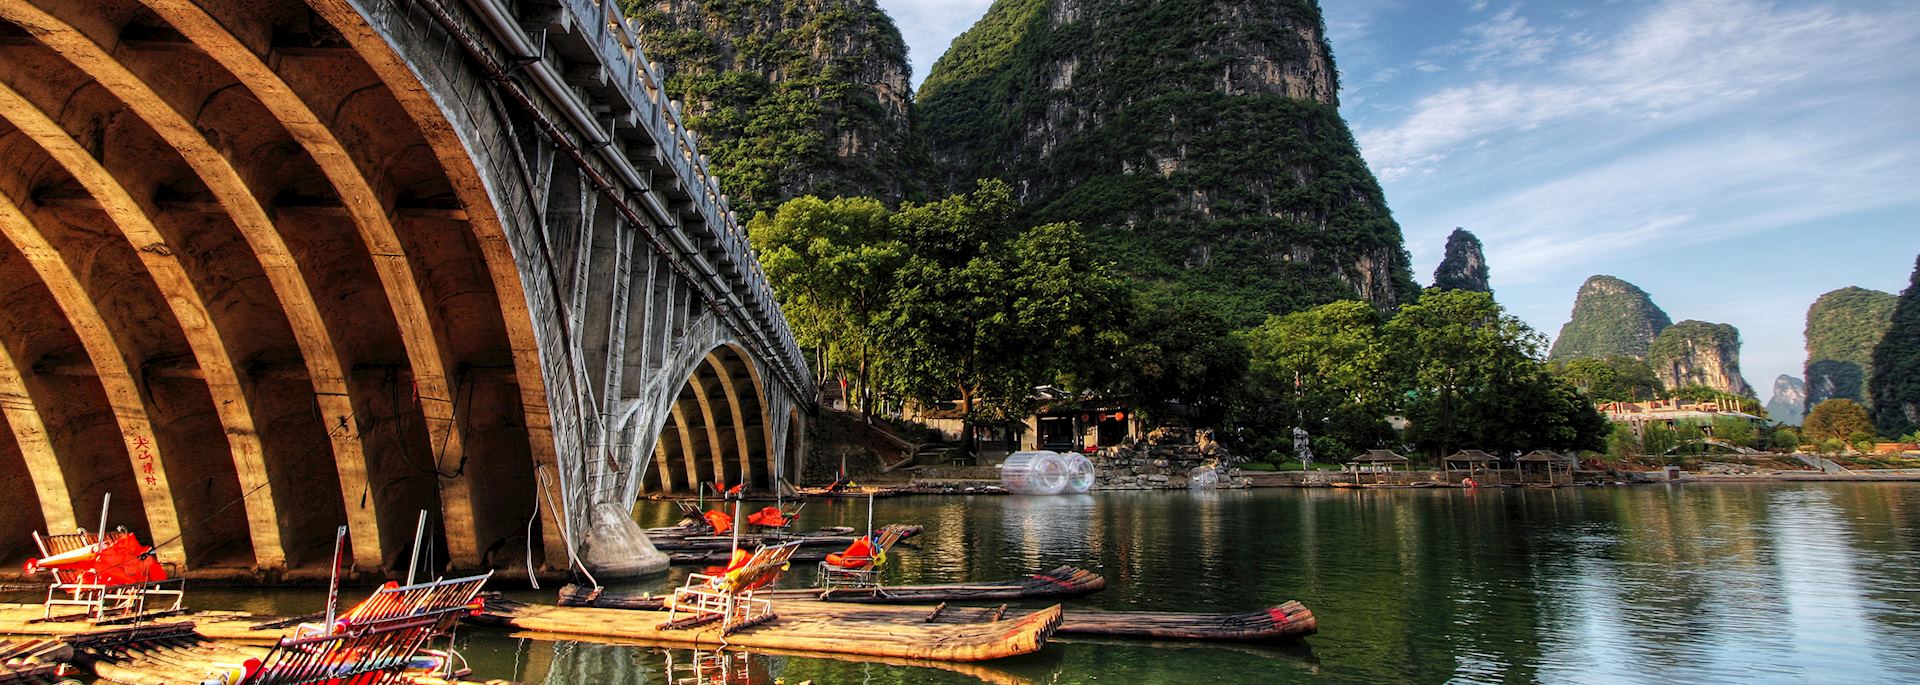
[1385,289,1608,456]
[750,195,902,419]
[1116,288,1247,426]
[1607,423,1640,461]
[1642,421,1679,457]
[1712,416,1758,450]
[1551,356,1664,402]
[1870,255,1920,437]
[876,180,1129,448]
[1771,425,1802,451]
[1236,300,1393,459]
[1803,399,1875,443]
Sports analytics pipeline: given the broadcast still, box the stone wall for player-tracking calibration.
[1091,444,1251,490]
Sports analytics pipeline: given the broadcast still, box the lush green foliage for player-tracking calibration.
[1388,290,1608,456]
[870,181,1130,433]
[1234,300,1393,460]
[1228,290,1607,460]
[1771,425,1802,450]
[754,182,1129,438]
[748,195,900,414]
[1641,421,1679,458]
[627,0,921,217]
[1711,416,1758,449]
[1548,275,1672,362]
[1550,356,1664,402]
[1113,288,1249,426]
[1869,256,1920,437]
[1804,399,1876,443]
[1804,286,1897,408]
[1432,228,1490,293]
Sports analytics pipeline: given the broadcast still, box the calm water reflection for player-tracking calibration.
[194,483,1920,684]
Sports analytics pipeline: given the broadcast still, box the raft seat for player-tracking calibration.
[816,527,907,590]
[661,541,803,636]
[28,530,183,624]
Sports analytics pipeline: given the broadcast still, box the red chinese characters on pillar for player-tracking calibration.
[131,434,157,486]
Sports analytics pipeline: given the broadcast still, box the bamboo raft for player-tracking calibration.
[483,599,1062,662]
[0,638,77,684]
[557,566,1106,609]
[1055,601,1315,641]
[0,607,521,685]
[646,523,923,553]
[801,600,1316,643]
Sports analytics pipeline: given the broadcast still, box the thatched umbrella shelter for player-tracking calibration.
[1347,449,1409,484]
[1443,450,1501,483]
[1517,450,1575,486]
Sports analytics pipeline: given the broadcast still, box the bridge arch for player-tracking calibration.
[0,0,810,581]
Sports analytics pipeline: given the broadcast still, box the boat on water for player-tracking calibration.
[1054,601,1317,641]
[557,565,1108,608]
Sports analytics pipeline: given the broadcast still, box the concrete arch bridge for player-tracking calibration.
[0,0,810,581]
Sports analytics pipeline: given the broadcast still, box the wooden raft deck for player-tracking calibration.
[491,601,1062,662]
[0,604,287,642]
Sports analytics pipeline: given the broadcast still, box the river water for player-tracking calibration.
[191,483,1920,684]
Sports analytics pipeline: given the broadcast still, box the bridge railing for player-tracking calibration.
[470,0,808,395]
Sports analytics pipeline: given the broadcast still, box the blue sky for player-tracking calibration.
[878,0,1920,404]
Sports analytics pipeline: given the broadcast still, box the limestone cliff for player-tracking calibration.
[915,0,1416,323]
[1803,286,1896,411]
[1648,321,1752,397]
[1548,276,1672,362]
[1869,256,1920,437]
[1432,228,1490,293]
[629,0,920,217]
[1767,375,1807,426]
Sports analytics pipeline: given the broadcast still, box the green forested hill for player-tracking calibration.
[1869,258,1920,436]
[1804,286,1897,410]
[914,0,1416,325]
[626,0,923,217]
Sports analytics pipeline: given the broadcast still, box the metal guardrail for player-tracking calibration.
[458,0,811,398]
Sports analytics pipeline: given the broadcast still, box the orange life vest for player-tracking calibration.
[703,510,733,535]
[745,506,788,527]
[825,536,874,569]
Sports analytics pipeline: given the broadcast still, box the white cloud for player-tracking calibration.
[1358,0,1920,180]
[1452,126,1920,282]
[1459,5,1560,70]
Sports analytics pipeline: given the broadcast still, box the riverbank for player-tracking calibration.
[890,461,1920,493]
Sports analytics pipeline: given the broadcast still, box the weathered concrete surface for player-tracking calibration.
[579,502,670,580]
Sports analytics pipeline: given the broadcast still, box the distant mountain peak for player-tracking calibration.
[1767,375,1807,426]
[1432,227,1490,293]
[1548,275,1672,362]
